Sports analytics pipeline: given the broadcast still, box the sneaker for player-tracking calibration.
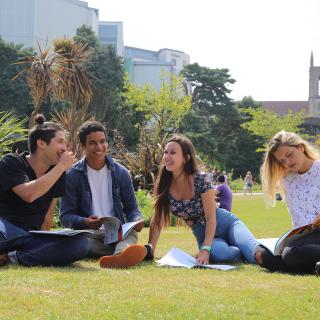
[315,262,320,276]
[99,244,147,268]
[144,244,154,261]
[0,254,9,267]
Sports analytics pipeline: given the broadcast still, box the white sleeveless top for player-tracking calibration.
[283,160,320,228]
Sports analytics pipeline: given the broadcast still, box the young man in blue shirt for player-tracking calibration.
[60,121,150,268]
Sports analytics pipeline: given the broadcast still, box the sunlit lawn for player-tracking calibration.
[1,195,319,320]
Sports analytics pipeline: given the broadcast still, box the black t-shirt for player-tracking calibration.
[0,152,65,230]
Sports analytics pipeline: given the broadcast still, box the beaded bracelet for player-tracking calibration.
[200,245,211,253]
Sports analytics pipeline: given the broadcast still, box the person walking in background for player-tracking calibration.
[255,130,320,274]
[222,170,229,185]
[145,134,258,264]
[243,171,253,195]
[215,175,233,211]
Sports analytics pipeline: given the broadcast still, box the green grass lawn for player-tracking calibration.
[1,195,319,320]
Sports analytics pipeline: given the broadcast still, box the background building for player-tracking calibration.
[98,21,124,56]
[124,46,190,90]
[0,0,98,48]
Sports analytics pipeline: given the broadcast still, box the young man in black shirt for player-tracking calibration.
[0,115,88,266]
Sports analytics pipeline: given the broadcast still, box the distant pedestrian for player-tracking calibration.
[215,175,233,211]
[243,171,253,195]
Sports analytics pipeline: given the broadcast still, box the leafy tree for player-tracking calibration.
[125,72,191,138]
[73,26,135,145]
[118,73,192,189]
[0,36,33,118]
[180,63,240,168]
[241,107,306,149]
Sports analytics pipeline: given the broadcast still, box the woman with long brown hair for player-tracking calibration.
[146,134,258,264]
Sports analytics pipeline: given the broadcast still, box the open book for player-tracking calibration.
[156,247,236,271]
[258,223,314,256]
[30,228,94,236]
[103,217,144,245]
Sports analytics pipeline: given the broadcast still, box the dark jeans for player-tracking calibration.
[255,229,320,273]
[0,218,89,266]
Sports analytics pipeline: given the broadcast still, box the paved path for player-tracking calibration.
[233,192,263,196]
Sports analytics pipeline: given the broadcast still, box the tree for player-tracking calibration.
[118,73,192,189]
[0,36,33,118]
[73,26,134,144]
[180,63,240,168]
[241,107,306,149]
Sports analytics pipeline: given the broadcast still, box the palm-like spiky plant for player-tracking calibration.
[0,112,27,157]
[13,41,57,128]
[13,37,94,155]
[52,38,93,107]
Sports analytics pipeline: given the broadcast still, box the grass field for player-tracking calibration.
[1,195,319,320]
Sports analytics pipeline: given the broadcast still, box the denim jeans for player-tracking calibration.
[86,228,138,258]
[0,218,89,266]
[191,208,258,263]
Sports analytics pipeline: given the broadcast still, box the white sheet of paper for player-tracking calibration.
[30,229,93,236]
[157,247,236,271]
[257,238,278,255]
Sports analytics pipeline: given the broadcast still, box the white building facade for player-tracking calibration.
[98,21,124,56]
[124,46,190,90]
[0,0,98,48]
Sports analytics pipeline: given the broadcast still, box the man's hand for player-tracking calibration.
[196,249,210,265]
[84,216,106,230]
[133,219,145,232]
[312,213,320,229]
[57,151,76,172]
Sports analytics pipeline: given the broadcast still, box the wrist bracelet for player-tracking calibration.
[200,245,211,253]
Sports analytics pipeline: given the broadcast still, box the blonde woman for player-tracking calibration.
[255,130,320,274]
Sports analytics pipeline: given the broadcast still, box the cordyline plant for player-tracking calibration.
[13,38,93,156]
[12,41,57,128]
[0,112,27,157]
[109,124,168,191]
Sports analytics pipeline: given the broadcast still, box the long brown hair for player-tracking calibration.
[261,130,320,206]
[152,134,199,229]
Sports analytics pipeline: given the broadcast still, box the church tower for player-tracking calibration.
[308,52,320,117]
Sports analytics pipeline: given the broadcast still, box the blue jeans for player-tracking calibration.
[0,218,89,266]
[191,208,258,263]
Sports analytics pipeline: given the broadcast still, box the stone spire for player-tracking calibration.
[310,51,314,67]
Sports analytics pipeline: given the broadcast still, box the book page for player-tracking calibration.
[30,229,94,236]
[274,223,313,255]
[103,217,121,244]
[157,247,236,271]
[121,220,145,239]
[258,238,278,255]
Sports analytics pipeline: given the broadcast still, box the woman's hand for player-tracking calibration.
[196,249,210,265]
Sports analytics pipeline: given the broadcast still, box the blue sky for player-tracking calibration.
[88,0,320,101]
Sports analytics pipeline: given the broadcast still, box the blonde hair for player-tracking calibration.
[261,130,320,206]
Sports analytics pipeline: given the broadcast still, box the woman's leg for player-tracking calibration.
[254,245,289,272]
[227,220,259,263]
[191,218,241,263]
[211,238,241,262]
[282,230,320,273]
[215,208,259,263]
